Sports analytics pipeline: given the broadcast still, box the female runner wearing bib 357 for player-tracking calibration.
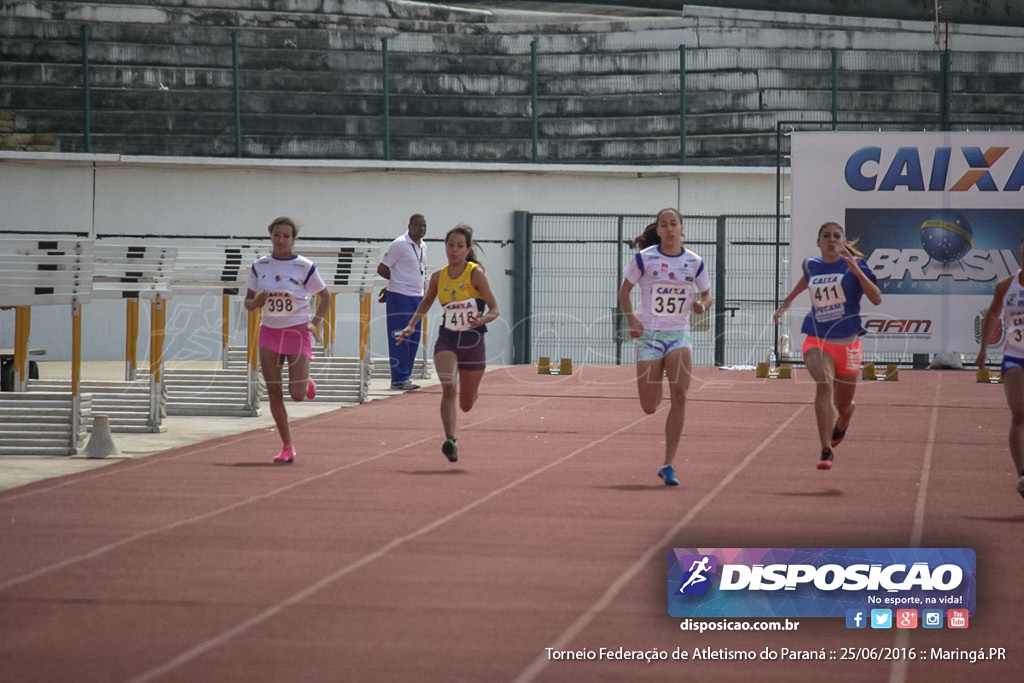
[396,224,500,463]
[975,236,1024,499]
[618,208,712,487]
[773,221,881,471]
[244,216,330,464]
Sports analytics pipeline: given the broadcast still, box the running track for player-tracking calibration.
[1,366,1021,682]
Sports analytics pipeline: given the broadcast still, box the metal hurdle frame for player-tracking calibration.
[0,235,94,454]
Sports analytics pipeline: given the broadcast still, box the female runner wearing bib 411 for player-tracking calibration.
[244,216,330,464]
[975,236,1024,499]
[396,224,500,463]
[773,221,881,471]
[618,208,712,487]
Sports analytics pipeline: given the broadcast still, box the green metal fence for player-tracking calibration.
[8,23,1020,163]
[512,212,787,367]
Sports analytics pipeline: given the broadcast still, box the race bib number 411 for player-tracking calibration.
[809,274,846,323]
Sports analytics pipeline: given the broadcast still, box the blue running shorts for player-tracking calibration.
[636,329,693,362]
[1001,354,1024,376]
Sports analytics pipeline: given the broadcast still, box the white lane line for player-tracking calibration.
[128,409,661,683]
[512,405,808,683]
[889,373,942,683]
[0,395,553,593]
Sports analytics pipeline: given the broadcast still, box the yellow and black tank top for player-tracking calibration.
[437,262,486,333]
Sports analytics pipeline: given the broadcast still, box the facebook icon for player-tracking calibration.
[845,609,867,629]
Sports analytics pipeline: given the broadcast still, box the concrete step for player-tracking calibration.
[0,424,71,435]
[165,393,252,404]
[28,380,150,391]
[0,395,87,407]
[0,411,86,422]
[0,446,74,456]
[165,404,258,417]
[0,433,72,444]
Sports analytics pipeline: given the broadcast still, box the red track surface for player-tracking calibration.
[1,366,1021,682]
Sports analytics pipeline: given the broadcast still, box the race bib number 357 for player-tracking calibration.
[652,284,690,317]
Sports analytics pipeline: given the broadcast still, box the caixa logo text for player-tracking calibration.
[845,146,1024,192]
[717,562,964,592]
[864,319,932,335]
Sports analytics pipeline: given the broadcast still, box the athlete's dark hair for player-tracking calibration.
[267,216,300,238]
[446,223,483,268]
[632,208,683,249]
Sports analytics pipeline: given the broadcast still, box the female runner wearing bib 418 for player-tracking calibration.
[975,236,1024,499]
[396,224,500,463]
[773,221,882,471]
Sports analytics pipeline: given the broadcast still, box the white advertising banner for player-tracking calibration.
[790,132,1024,355]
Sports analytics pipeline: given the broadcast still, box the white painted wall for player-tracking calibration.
[0,153,780,364]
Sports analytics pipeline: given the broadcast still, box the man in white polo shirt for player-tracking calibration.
[377,213,428,390]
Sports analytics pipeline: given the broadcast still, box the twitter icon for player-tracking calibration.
[870,609,893,629]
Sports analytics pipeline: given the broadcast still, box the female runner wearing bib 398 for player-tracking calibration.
[396,224,500,463]
[618,208,712,487]
[975,236,1024,499]
[773,221,881,471]
[244,216,330,464]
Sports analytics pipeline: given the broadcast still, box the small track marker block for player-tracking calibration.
[537,357,551,374]
[558,358,573,375]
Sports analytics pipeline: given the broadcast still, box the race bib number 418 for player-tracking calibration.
[443,299,478,331]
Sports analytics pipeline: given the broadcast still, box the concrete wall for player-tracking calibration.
[0,152,779,364]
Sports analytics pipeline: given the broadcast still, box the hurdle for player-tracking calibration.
[0,235,94,454]
[25,240,176,433]
[164,241,264,416]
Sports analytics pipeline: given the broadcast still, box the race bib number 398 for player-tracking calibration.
[263,291,297,317]
[443,299,478,331]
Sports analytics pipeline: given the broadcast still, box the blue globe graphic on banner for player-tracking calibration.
[920,211,973,263]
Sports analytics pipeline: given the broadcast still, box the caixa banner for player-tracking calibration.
[790,132,1024,354]
[667,548,975,618]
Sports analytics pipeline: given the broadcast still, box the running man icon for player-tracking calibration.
[678,556,712,594]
